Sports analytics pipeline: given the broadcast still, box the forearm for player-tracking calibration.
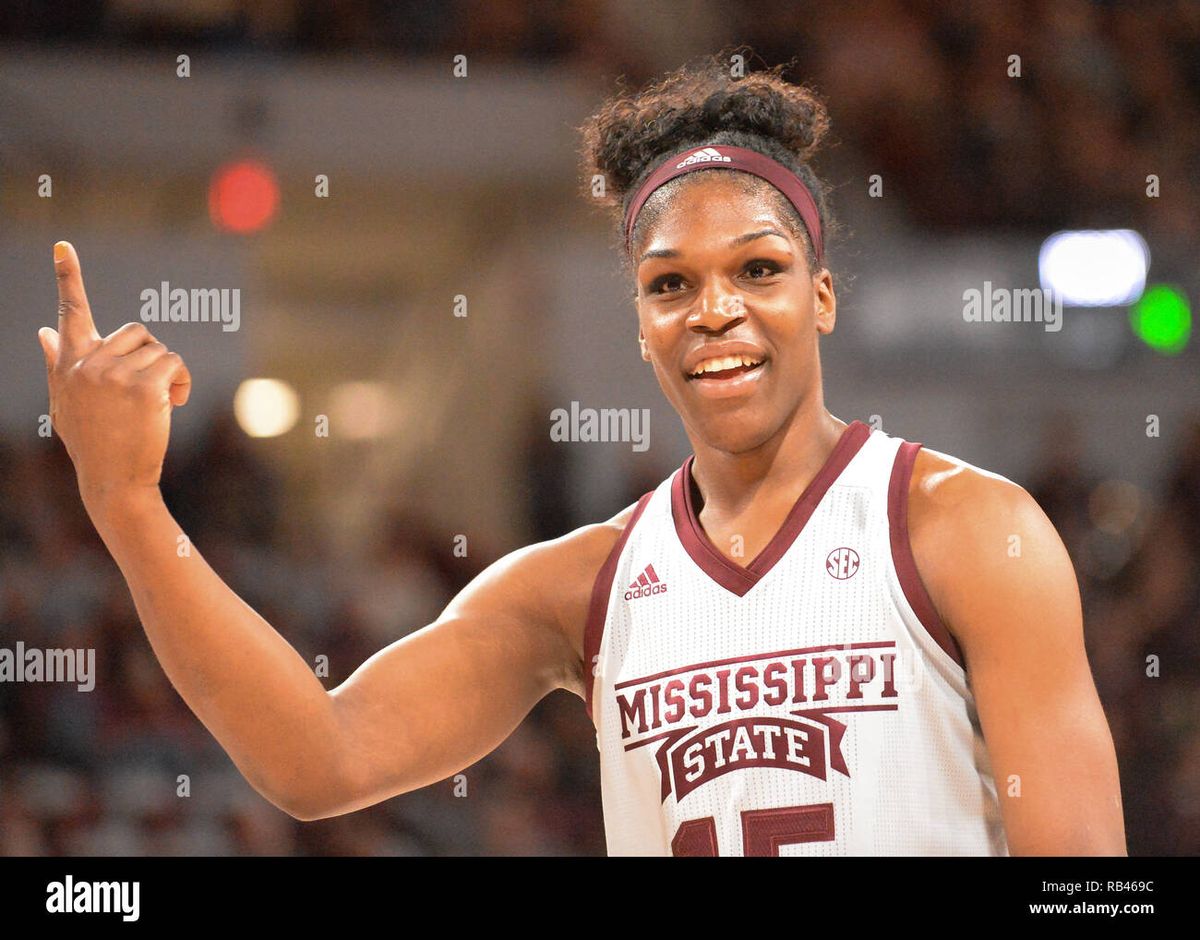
[85,484,344,819]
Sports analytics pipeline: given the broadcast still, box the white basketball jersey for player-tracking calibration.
[584,419,1010,856]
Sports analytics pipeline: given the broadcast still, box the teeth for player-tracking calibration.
[691,354,762,376]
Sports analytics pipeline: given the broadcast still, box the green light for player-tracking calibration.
[1130,284,1191,355]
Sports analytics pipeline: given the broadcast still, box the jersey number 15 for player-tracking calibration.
[672,802,836,856]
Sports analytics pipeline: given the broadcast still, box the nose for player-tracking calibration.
[687,276,745,332]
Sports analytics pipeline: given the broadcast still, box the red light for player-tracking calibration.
[209,159,279,234]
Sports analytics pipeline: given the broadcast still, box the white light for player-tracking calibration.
[233,378,300,438]
[328,381,397,440]
[1038,229,1149,306]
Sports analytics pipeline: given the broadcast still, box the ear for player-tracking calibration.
[638,326,650,362]
[813,269,836,335]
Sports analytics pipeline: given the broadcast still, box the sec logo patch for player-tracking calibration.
[826,547,860,580]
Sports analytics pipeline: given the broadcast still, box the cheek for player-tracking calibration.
[762,286,815,338]
[638,311,675,362]
[755,310,802,349]
[637,321,690,400]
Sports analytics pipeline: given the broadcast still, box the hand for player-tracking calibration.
[38,241,192,509]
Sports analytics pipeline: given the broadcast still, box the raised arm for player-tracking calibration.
[37,240,620,821]
[908,448,1127,855]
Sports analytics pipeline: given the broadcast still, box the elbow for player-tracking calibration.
[273,791,342,823]
[252,749,358,823]
[268,765,376,821]
[282,805,328,824]
[274,774,415,822]
[249,770,349,823]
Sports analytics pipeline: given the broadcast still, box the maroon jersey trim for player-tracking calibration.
[887,440,966,669]
[670,419,872,597]
[584,491,656,723]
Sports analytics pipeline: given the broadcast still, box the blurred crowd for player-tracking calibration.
[3,1,1198,264]
[0,415,606,856]
[1036,416,1200,857]
[1,408,1198,855]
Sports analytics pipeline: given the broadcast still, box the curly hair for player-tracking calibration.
[577,51,839,280]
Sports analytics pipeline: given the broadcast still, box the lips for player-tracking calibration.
[684,343,768,374]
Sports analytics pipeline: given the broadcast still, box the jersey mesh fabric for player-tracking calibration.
[591,422,1010,857]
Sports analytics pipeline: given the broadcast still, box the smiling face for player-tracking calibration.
[632,172,836,455]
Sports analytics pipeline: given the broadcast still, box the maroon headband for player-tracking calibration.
[623,144,824,266]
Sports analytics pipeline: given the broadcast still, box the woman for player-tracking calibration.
[37,58,1125,856]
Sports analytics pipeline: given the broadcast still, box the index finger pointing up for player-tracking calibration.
[54,241,100,355]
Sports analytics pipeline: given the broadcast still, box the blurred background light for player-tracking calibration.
[1130,284,1191,355]
[233,378,299,437]
[328,381,398,441]
[1038,229,1149,306]
[208,158,280,234]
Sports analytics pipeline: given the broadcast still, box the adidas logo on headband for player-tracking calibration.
[675,147,733,169]
[625,143,825,265]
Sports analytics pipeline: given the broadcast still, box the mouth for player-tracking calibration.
[684,354,768,397]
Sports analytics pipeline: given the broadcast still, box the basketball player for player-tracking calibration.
[36,59,1125,856]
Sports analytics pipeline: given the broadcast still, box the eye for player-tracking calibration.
[744,259,782,279]
[648,273,687,295]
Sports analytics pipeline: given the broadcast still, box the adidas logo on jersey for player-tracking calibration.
[625,563,667,600]
[674,147,732,169]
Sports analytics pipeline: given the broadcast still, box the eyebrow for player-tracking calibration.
[638,228,789,263]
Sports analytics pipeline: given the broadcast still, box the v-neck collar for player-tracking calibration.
[670,419,872,597]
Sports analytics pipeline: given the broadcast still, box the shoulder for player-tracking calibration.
[908,446,1037,537]
[444,495,652,698]
[905,444,1078,664]
[494,497,647,624]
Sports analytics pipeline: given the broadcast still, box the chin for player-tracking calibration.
[690,410,777,455]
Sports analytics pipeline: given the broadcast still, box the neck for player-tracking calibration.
[687,397,846,516]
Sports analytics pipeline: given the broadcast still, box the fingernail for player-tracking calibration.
[54,241,68,263]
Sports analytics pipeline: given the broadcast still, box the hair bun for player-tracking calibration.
[577,51,836,270]
[578,53,830,208]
